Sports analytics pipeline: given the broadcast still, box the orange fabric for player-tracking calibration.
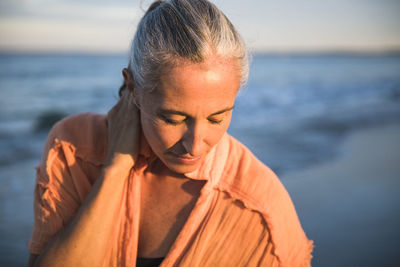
[28,113,313,267]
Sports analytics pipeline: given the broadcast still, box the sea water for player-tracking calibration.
[0,53,400,265]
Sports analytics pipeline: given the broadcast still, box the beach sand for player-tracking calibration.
[283,124,400,267]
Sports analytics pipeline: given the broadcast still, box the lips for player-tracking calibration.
[168,153,202,165]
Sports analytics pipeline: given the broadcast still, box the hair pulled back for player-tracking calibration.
[123,0,248,96]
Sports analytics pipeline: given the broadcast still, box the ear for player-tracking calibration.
[122,68,134,93]
[122,68,140,106]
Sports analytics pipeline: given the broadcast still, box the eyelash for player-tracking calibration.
[208,118,223,125]
[163,117,183,125]
[161,116,223,125]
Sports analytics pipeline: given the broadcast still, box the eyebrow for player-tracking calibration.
[156,106,235,117]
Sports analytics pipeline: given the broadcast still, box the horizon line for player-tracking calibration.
[1,48,400,57]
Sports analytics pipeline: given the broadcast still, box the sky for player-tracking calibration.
[0,0,399,53]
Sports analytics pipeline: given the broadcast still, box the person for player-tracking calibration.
[27,0,313,266]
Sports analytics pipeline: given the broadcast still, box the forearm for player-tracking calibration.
[34,160,131,267]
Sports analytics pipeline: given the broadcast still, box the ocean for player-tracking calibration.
[1,53,400,265]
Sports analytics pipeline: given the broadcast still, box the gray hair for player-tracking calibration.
[127,0,248,94]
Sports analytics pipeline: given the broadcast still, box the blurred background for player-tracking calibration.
[0,0,399,266]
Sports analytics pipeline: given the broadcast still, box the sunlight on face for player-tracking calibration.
[138,56,241,174]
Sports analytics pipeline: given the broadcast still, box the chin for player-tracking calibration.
[153,151,204,174]
[164,161,202,174]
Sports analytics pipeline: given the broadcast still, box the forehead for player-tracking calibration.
[147,58,240,114]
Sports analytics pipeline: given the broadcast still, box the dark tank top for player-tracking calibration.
[136,257,165,267]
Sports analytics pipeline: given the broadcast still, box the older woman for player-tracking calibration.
[27,0,313,266]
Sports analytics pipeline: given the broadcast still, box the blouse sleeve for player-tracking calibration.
[27,123,95,254]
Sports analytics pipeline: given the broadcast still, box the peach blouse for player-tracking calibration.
[28,113,313,267]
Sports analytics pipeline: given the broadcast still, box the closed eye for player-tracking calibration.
[162,116,222,125]
[208,118,223,124]
[161,115,186,125]
[207,111,231,125]
[156,106,233,126]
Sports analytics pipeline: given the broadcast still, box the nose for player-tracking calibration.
[181,121,204,157]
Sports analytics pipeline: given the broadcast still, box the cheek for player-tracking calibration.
[140,114,182,151]
[205,118,232,148]
[141,114,162,146]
